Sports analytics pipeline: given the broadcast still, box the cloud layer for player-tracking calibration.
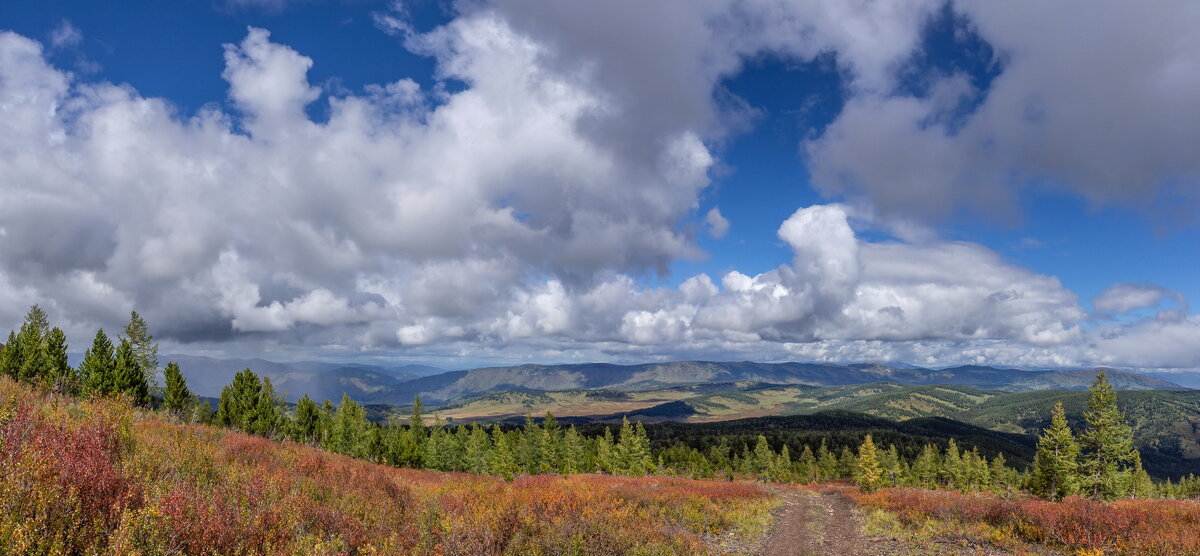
[1,1,1198,371]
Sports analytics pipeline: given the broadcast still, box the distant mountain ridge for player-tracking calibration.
[166,355,446,402]
[364,360,1183,405]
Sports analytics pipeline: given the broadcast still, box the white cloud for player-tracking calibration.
[1094,283,1188,314]
[0,2,1197,373]
[806,1,1200,223]
[704,207,730,238]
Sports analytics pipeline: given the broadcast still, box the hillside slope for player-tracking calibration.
[0,377,775,554]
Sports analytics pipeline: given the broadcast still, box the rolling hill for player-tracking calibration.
[364,361,1181,405]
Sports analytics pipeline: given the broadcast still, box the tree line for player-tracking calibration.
[0,305,200,417]
[0,306,1156,502]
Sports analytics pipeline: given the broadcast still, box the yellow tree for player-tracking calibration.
[856,434,883,493]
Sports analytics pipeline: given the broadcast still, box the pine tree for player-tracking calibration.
[597,427,617,474]
[816,439,838,481]
[752,435,774,481]
[217,368,262,430]
[1030,401,1080,501]
[16,305,50,383]
[44,327,72,392]
[79,329,116,396]
[563,425,585,475]
[0,330,20,379]
[913,444,940,488]
[123,311,159,394]
[407,396,426,467]
[856,434,883,493]
[798,445,818,483]
[1126,453,1155,498]
[113,338,150,405]
[538,412,560,474]
[424,417,447,470]
[162,362,191,413]
[465,424,491,474]
[943,439,963,490]
[1079,372,1138,500]
[252,376,281,436]
[329,394,372,459]
[293,394,320,443]
[489,425,518,480]
[837,446,857,479]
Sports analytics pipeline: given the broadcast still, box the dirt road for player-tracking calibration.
[757,489,1045,556]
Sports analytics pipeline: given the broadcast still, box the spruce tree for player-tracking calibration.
[465,424,491,474]
[597,427,617,474]
[162,362,191,413]
[798,445,818,483]
[1030,401,1080,501]
[538,412,560,474]
[79,329,116,395]
[329,394,372,459]
[123,311,159,394]
[217,368,262,430]
[113,338,150,405]
[562,425,584,475]
[0,330,20,379]
[1079,372,1138,500]
[404,396,426,466]
[44,327,72,392]
[914,444,940,488]
[752,435,774,481]
[16,305,50,382]
[293,395,320,443]
[489,425,518,480]
[816,439,838,480]
[856,434,883,493]
[252,376,281,436]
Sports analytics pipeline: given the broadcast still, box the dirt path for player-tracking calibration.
[757,489,1046,556]
[759,489,870,556]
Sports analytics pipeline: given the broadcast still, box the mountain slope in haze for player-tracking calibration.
[166,355,445,402]
[365,360,1182,405]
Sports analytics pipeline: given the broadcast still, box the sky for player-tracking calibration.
[1,0,1198,372]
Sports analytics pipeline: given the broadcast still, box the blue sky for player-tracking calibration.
[1,0,1198,371]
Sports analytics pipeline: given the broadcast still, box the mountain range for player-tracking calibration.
[360,361,1181,405]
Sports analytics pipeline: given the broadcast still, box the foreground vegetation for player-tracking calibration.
[0,376,777,554]
[850,486,1200,555]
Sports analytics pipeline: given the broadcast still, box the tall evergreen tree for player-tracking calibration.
[216,368,262,430]
[293,394,321,443]
[123,311,159,394]
[1030,401,1081,501]
[798,445,818,483]
[112,338,150,405]
[329,394,372,459]
[44,327,72,392]
[162,362,191,413]
[538,412,560,474]
[405,396,426,467]
[79,329,116,395]
[856,434,883,493]
[913,444,940,488]
[0,330,20,379]
[1079,372,1138,500]
[489,425,518,480]
[16,305,50,382]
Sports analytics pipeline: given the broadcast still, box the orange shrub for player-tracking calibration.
[851,487,1200,555]
[0,377,775,554]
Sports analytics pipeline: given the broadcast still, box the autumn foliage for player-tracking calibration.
[851,486,1200,555]
[0,377,775,554]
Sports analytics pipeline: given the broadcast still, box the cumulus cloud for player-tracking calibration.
[806,1,1200,222]
[0,1,1197,372]
[704,207,730,238]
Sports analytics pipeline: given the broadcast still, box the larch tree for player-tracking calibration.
[1079,372,1139,500]
[856,434,883,493]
